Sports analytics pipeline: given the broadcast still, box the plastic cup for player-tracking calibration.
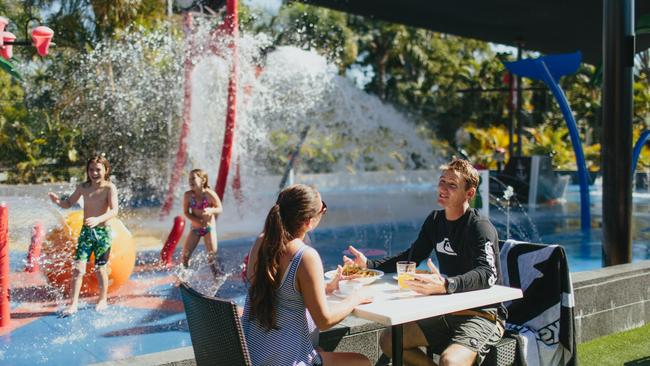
[397,261,416,290]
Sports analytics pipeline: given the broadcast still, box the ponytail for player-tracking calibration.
[248,204,292,330]
[247,184,322,331]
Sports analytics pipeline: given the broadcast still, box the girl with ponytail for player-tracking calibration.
[242,184,372,366]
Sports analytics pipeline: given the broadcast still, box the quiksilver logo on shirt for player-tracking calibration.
[436,238,457,256]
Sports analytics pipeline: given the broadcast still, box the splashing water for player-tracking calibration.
[38,20,440,206]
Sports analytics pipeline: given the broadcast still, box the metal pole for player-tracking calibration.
[508,73,515,158]
[516,44,523,156]
[392,324,403,366]
[602,0,634,265]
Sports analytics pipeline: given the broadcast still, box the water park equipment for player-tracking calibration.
[25,222,44,273]
[160,216,186,267]
[493,155,570,207]
[504,52,591,232]
[214,0,239,200]
[0,21,53,59]
[30,26,53,56]
[42,211,136,295]
[0,16,53,81]
[160,12,196,218]
[632,130,650,178]
[0,32,16,59]
[0,204,9,328]
[160,0,239,217]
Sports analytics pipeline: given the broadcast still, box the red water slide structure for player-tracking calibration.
[214,0,239,200]
[0,204,9,328]
[160,12,197,218]
[160,0,239,218]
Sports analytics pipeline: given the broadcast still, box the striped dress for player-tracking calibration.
[242,244,322,366]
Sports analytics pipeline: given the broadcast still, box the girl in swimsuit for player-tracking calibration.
[182,169,223,272]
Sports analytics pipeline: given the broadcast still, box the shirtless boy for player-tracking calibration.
[49,155,118,316]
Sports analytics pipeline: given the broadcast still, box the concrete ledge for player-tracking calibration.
[102,260,650,365]
[572,260,650,343]
[90,347,195,366]
[319,315,386,365]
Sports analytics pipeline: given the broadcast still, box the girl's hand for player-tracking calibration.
[48,192,60,205]
[84,217,101,228]
[348,287,374,305]
[325,265,343,294]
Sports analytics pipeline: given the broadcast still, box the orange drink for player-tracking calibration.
[398,272,415,289]
[396,261,416,290]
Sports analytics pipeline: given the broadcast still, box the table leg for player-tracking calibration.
[392,324,403,366]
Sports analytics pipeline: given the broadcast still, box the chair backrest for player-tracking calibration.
[498,240,576,366]
[179,282,252,366]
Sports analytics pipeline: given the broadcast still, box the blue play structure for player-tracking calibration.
[632,130,650,177]
[504,52,591,232]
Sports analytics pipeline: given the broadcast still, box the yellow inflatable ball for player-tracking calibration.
[42,210,136,296]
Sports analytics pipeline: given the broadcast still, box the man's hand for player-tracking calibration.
[84,217,101,228]
[342,245,368,269]
[405,258,447,295]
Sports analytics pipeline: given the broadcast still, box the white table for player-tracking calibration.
[332,278,523,366]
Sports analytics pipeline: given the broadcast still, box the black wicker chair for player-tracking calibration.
[179,282,252,366]
[425,334,518,366]
[483,334,520,366]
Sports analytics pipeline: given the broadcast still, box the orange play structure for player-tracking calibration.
[42,211,136,296]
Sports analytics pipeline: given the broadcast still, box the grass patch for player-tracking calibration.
[578,323,650,365]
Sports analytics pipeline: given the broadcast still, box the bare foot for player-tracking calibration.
[59,305,78,318]
[95,299,108,312]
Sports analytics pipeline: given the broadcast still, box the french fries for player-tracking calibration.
[342,265,379,277]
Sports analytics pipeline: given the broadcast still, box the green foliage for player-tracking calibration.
[461,123,516,169]
[347,16,510,141]
[0,68,81,183]
[460,121,603,171]
[0,1,172,184]
[266,121,437,174]
[3,0,650,183]
[267,130,340,174]
[242,2,358,69]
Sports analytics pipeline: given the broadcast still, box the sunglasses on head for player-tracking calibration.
[319,200,327,215]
